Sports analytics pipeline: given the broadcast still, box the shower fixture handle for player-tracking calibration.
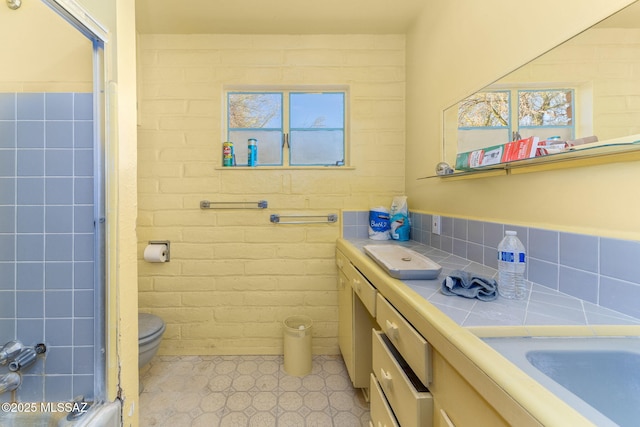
[0,340,24,365]
[1,342,46,372]
[8,347,37,372]
[0,372,21,394]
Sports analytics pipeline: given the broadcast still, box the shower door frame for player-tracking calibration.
[40,0,110,402]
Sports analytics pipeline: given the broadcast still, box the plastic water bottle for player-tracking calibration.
[497,230,526,299]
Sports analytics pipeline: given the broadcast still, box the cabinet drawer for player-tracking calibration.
[373,331,433,427]
[370,373,400,427]
[376,294,432,385]
[344,261,377,317]
[336,248,377,316]
[336,248,349,271]
[350,268,377,317]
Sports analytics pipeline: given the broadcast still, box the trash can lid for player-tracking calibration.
[284,315,313,331]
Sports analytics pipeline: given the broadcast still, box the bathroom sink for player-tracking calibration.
[363,244,442,280]
[483,336,640,427]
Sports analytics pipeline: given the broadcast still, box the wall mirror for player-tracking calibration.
[441,1,640,175]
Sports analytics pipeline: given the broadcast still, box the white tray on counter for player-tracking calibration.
[363,244,442,280]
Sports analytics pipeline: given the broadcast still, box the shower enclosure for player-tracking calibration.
[0,0,107,404]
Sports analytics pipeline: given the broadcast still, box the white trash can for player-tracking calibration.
[283,315,313,376]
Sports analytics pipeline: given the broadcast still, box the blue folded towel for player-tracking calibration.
[441,270,497,301]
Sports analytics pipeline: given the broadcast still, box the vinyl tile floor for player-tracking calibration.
[139,355,371,427]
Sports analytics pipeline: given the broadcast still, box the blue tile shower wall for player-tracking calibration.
[0,93,94,402]
[343,211,640,320]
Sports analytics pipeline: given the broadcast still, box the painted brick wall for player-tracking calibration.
[137,34,406,355]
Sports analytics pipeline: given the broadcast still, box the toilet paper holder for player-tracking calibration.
[148,240,170,262]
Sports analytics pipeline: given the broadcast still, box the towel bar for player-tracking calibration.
[270,214,338,224]
[200,200,268,209]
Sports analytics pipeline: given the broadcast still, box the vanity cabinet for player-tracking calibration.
[430,349,509,427]
[337,240,519,427]
[336,248,378,389]
[338,247,434,426]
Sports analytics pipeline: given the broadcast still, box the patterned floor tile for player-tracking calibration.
[140,355,370,426]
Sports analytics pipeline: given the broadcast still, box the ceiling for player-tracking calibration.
[595,0,640,27]
[135,0,428,34]
[134,0,640,34]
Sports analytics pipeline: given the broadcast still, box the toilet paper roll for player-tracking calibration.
[144,244,167,263]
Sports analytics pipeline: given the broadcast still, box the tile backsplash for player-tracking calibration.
[343,210,640,320]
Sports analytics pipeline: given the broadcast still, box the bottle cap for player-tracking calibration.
[506,230,517,236]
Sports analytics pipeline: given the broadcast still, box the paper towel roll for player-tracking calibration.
[144,244,167,263]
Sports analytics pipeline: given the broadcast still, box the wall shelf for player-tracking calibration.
[420,137,640,180]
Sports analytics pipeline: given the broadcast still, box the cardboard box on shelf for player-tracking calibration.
[455,136,540,170]
[455,144,505,170]
[454,135,602,171]
[502,136,540,162]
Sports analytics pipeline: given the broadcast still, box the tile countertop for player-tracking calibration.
[342,237,640,427]
[346,238,640,329]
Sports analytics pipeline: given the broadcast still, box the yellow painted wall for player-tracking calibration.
[406,0,640,241]
[70,0,140,425]
[137,34,405,355]
[0,0,91,91]
[81,0,139,423]
[111,3,140,427]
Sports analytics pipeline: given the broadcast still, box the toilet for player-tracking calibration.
[138,313,165,368]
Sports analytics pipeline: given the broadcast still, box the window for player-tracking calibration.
[518,90,573,140]
[226,89,347,167]
[457,88,575,147]
[458,91,511,128]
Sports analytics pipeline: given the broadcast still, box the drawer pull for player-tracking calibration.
[385,320,399,341]
[379,368,393,390]
[338,277,346,290]
[353,278,361,292]
[337,259,344,269]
